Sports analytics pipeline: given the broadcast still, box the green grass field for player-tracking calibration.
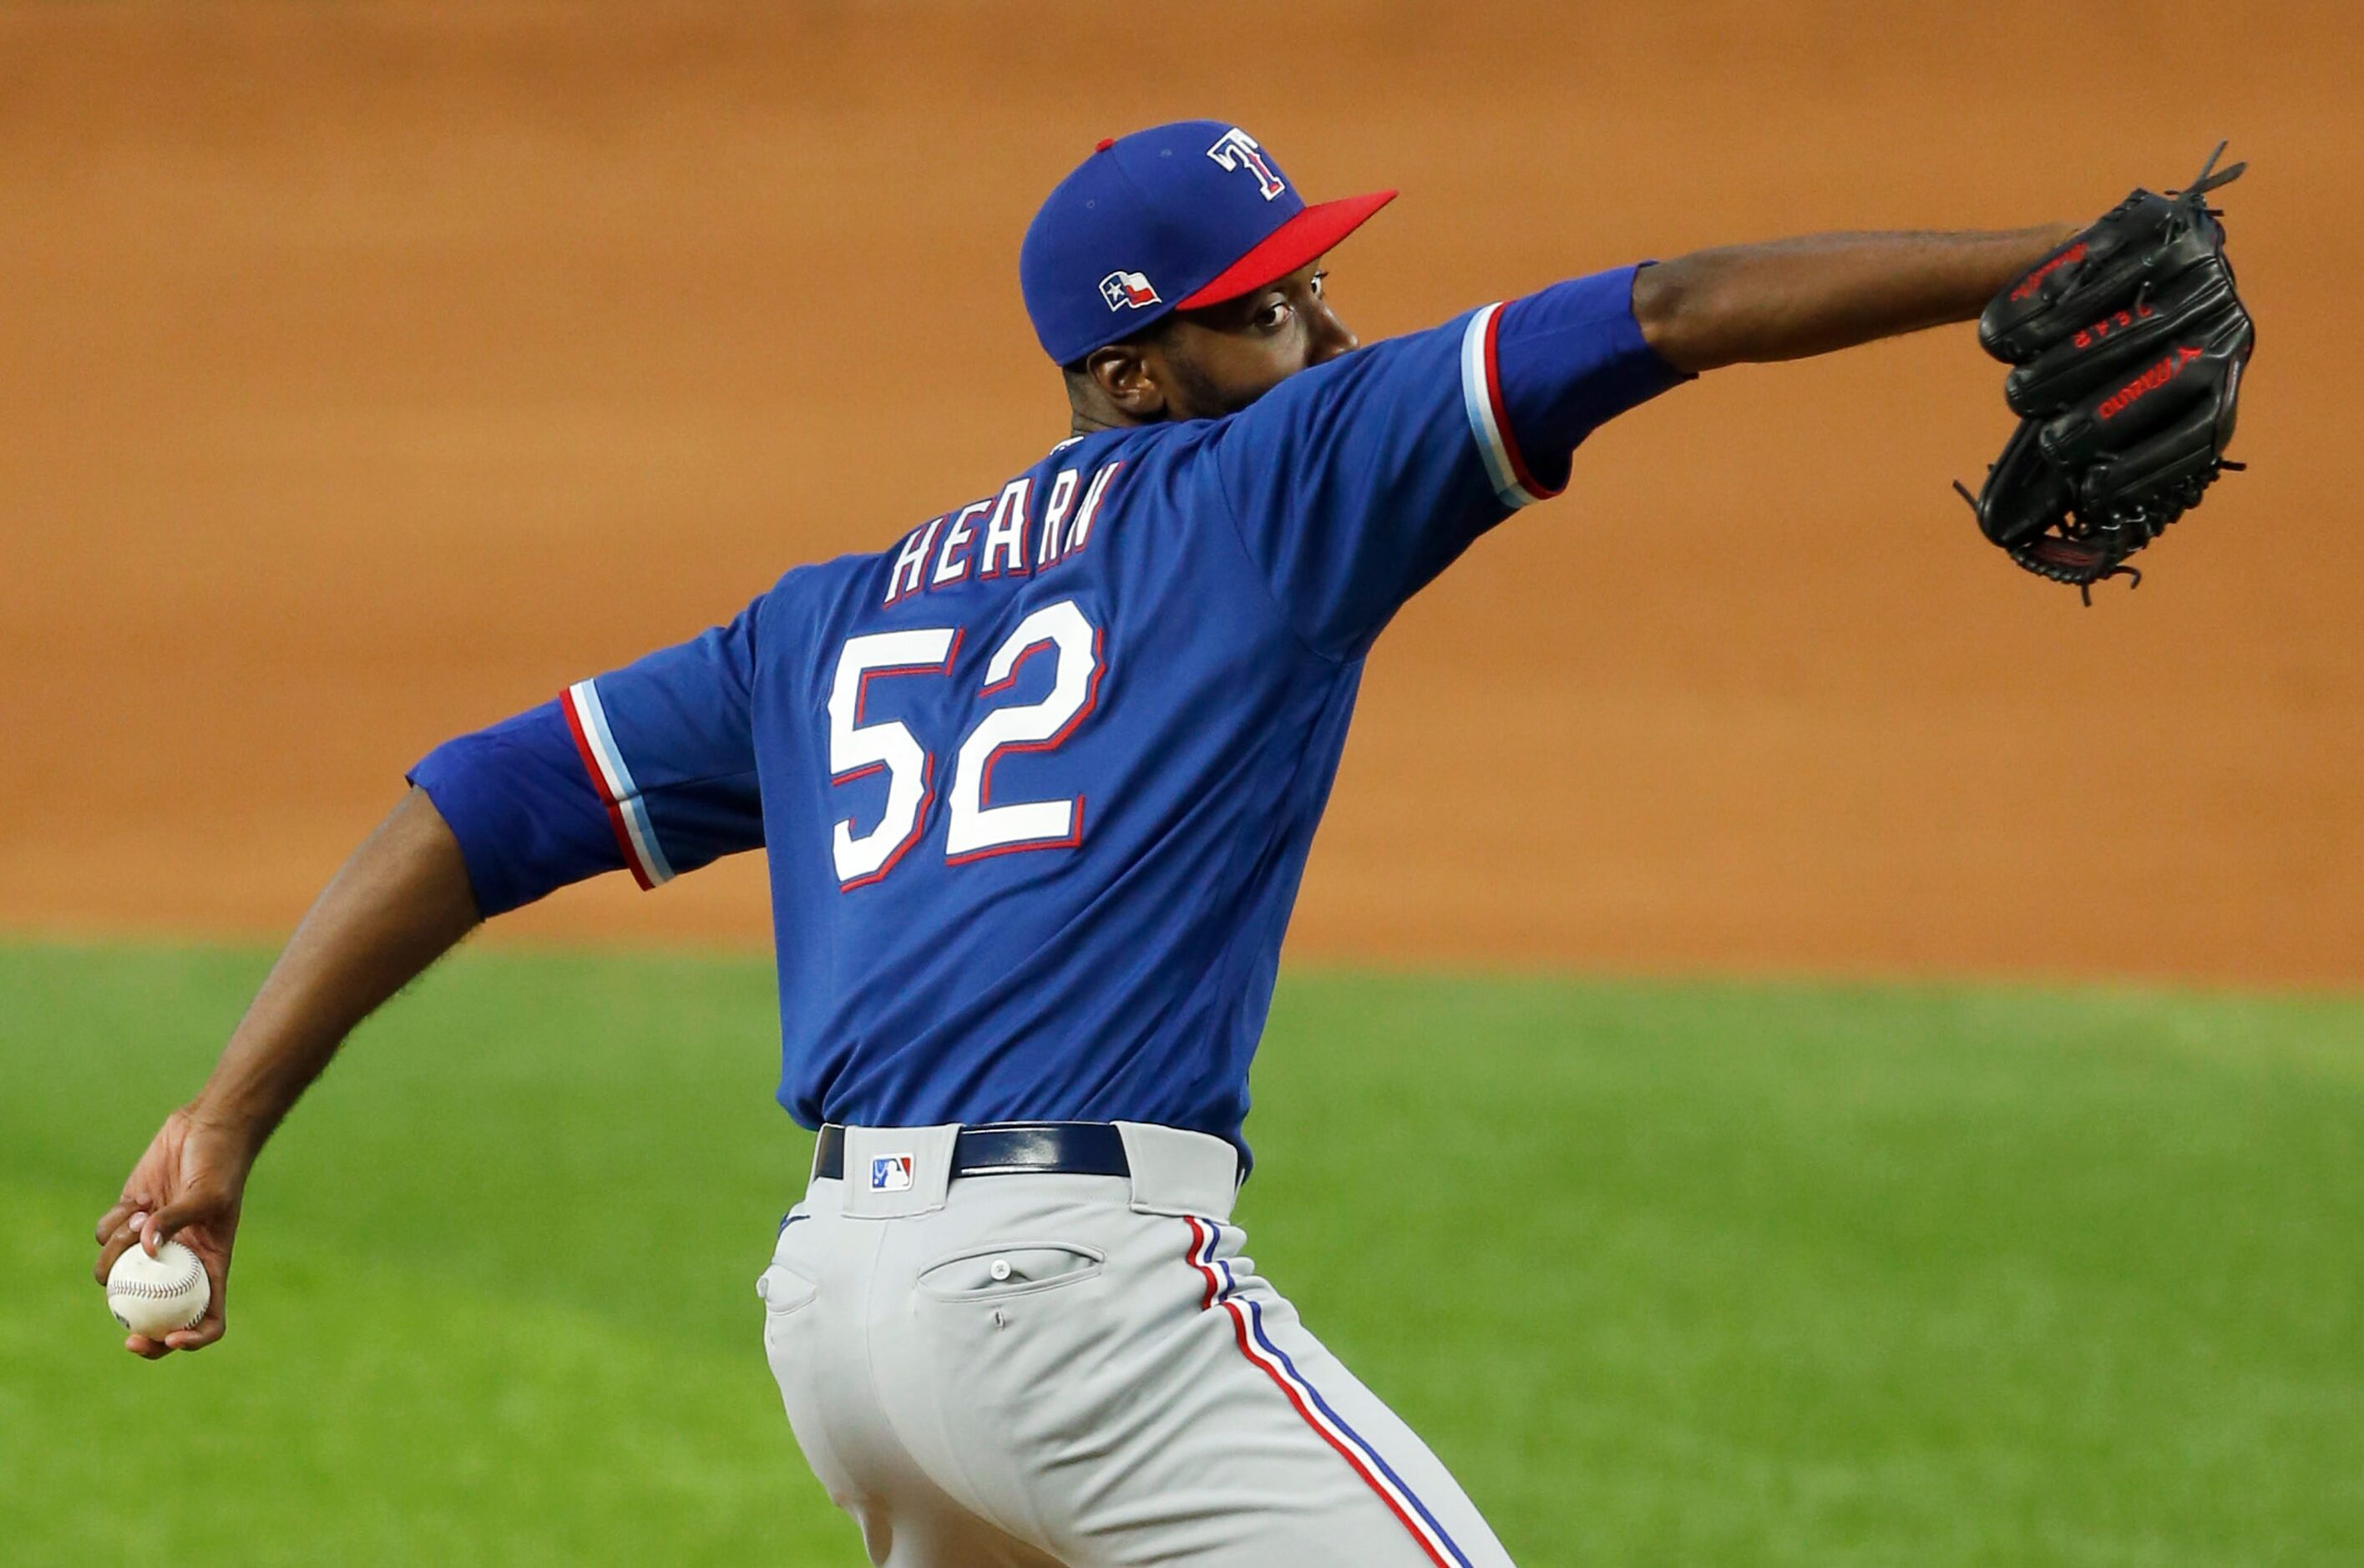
[3,942,2358,1565]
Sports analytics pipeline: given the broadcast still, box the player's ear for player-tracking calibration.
[1081,342,1168,421]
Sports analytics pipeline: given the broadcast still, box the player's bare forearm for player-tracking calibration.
[92,787,478,1355]
[1632,225,2083,374]
[186,787,481,1160]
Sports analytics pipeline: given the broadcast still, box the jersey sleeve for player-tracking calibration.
[406,603,767,915]
[1207,260,1688,659]
[407,700,624,917]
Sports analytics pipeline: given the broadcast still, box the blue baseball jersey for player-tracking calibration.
[410,264,1685,1156]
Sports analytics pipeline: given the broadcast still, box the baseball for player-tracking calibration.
[105,1239,210,1338]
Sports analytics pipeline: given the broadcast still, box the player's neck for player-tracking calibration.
[1068,408,1151,438]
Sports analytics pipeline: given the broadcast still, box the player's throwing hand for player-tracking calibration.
[93,1105,251,1357]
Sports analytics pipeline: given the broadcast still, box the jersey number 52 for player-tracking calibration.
[826,599,1105,888]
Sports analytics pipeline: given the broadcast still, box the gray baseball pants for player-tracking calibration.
[757,1122,1516,1566]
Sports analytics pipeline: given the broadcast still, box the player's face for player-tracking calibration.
[1147,261,1358,419]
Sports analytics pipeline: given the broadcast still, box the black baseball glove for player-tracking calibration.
[1957,144,2255,601]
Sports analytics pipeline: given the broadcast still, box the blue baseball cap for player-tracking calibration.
[1020,119,1397,366]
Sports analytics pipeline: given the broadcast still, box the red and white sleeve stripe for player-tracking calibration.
[559,679,676,890]
[1458,301,1564,511]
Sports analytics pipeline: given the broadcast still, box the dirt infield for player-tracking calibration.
[3,2,2357,985]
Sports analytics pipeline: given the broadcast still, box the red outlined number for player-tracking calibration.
[945,600,1104,862]
[824,600,1104,888]
[827,627,960,888]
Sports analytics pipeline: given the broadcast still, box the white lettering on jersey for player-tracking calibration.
[884,515,944,606]
[945,600,1104,861]
[884,463,1121,606]
[933,499,990,586]
[827,626,963,887]
[1036,469,1080,567]
[824,599,1106,884]
[977,477,1033,579]
[1066,462,1122,555]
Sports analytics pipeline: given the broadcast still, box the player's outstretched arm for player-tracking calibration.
[1632,224,2083,374]
[92,787,481,1357]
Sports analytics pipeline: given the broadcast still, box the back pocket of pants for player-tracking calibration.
[916,1242,1103,1302]
[757,1260,820,1319]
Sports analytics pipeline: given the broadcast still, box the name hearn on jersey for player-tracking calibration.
[883,452,1124,604]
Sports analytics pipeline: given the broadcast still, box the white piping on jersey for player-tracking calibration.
[1458,301,1549,511]
[566,678,677,887]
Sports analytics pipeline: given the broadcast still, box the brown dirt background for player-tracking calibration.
[3,1,2357,987]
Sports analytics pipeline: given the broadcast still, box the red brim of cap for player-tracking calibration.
[1175,189,1399,310]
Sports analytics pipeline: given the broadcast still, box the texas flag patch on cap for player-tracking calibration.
[1099,270,1161,311]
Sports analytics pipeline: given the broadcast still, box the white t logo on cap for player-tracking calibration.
[1207,128,1286,200]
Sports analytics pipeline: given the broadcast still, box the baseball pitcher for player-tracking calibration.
[94,121,2250,1565]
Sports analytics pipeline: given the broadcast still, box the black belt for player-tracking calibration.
[812,1120,1130,1182]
